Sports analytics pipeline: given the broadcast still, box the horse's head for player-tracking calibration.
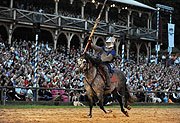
[76,53,92,73]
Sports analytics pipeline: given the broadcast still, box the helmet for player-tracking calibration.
[106,37,115,48]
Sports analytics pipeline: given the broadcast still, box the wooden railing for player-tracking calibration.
[0,86,179,105]
[0,6,157,40]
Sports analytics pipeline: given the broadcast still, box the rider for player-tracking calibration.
[88,37,116,90]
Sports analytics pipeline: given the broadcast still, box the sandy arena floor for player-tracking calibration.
[0,108,180,123]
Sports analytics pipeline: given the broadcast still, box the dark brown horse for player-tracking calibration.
[76,53,134,118]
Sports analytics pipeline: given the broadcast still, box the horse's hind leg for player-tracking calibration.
[124,98,131,110]
[98,99,112,114]
[124,86,132,110]
[112,90,129,117]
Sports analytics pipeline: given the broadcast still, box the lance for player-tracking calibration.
[83,0,108,54]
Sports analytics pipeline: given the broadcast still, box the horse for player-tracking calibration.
[76,53,134,118]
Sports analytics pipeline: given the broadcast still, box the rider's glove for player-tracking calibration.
[88,40,93,44]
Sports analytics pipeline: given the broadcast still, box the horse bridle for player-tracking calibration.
[78,57,99,101]
[78,57,92,73]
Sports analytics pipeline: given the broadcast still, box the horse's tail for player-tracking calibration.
[125,86,135,103]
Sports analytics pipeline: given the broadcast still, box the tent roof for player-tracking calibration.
[110,0,156,11]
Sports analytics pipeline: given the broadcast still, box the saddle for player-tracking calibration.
[97,67,118,83]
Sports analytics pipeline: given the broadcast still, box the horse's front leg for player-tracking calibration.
[99,98,112,114]
[88,98,93,118]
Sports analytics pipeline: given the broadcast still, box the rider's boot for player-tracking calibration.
[103,66,111,90]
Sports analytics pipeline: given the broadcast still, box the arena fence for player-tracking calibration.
[0,86,179,105]
[0,86,84,105]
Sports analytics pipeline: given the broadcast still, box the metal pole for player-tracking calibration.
[156,4,174,66]
[34,34,38,87]
[55,0,58,15]
[121,44,125,71]
[156,9,159,64]
[10,0,13,8]
[170,13,172,24]
[149,42,151,62]
[34,34,38,101]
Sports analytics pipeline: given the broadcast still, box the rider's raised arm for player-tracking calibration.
[90,42,103,52]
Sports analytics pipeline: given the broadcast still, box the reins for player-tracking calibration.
[84,63,100,102]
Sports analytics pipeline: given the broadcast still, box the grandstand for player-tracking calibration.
[0,0,180,106]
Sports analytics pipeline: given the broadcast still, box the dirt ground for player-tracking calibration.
[0,108,180,123]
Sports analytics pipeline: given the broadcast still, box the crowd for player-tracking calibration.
[126,62,180,103]
[0,38,86,102]
[0,36,180,104]
[114,54,180,103]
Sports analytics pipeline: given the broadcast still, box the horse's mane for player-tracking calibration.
[83,53,95,65]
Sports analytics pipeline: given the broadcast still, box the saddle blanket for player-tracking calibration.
[98,68,118,83]
[110,73,118,82]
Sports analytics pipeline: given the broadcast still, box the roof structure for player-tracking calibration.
[110,0,156,10]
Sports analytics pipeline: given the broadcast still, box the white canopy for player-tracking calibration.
[111,0,156,11]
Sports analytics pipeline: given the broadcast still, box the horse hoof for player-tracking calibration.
[87,114,92,118]
[124,111,129,117]
[107,110,112,114]
[127,105,131,110]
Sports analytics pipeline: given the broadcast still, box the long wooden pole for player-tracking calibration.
[83,0,108,54]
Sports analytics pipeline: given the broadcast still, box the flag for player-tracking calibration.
[168,23,175,47]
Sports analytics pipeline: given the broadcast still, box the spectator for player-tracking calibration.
[0,36,179,103]
[27,86,33,101]
[163,95,168,103]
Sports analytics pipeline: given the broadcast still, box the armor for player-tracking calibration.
[89,37,116,90]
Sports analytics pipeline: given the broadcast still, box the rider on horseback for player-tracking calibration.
[88,37,116,90]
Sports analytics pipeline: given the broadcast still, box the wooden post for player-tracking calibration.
[1,88,3,105]
[36,88,38,102]
[145,91,148,103]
